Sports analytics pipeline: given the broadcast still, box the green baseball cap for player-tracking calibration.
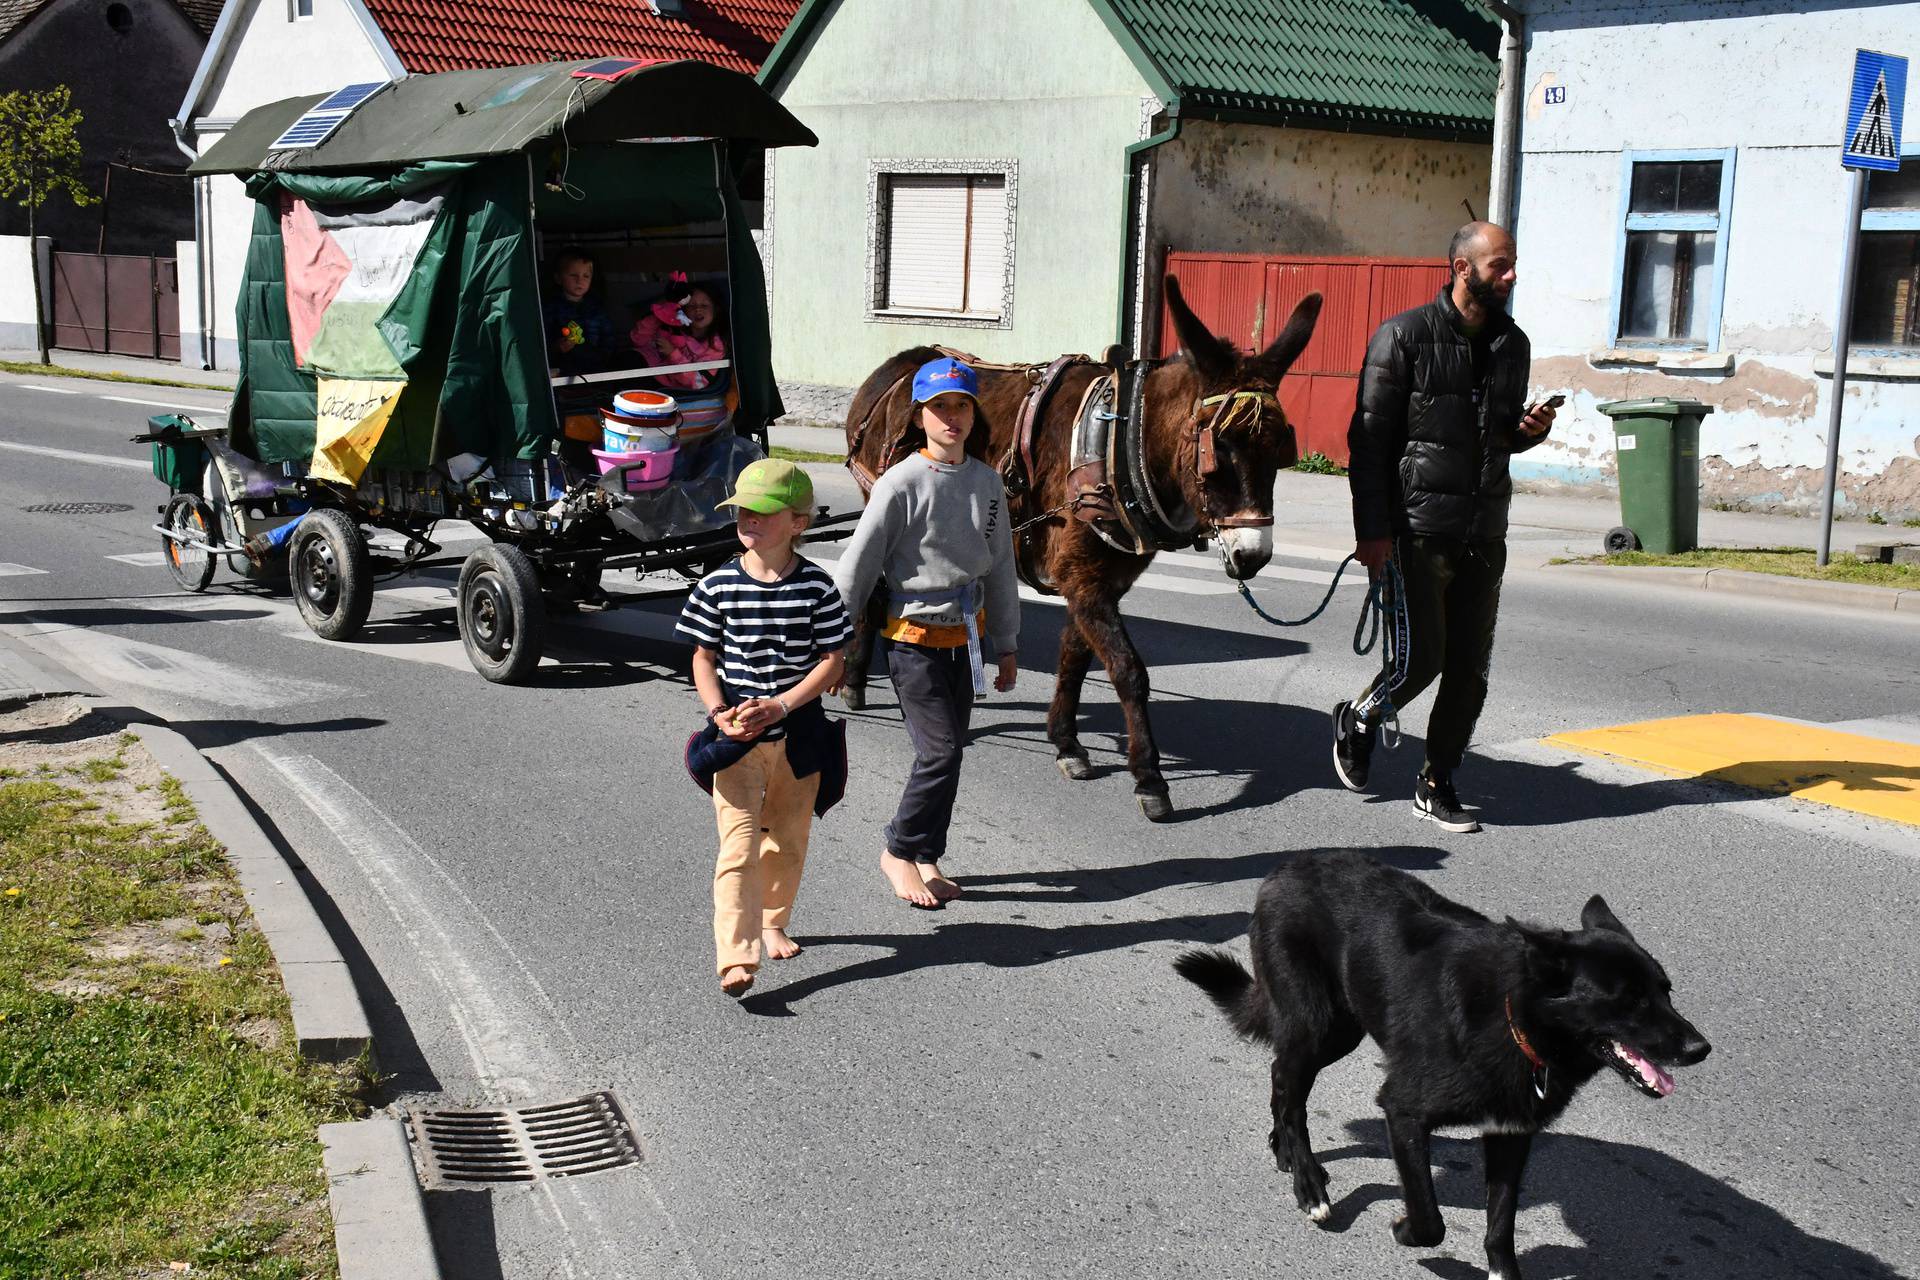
[717,458,814,514]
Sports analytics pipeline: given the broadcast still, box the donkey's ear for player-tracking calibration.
[1164,275,1234,381]
[1249,291,1323,384]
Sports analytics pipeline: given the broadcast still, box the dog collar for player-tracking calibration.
[1506,995,1550,1100]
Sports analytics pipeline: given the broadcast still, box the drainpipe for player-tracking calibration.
[169,116,216,371]
[1118,112,1180,354]
[1484,1,1525,230]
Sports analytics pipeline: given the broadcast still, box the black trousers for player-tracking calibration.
[881,638,975,862]
[1357,534,1507,777]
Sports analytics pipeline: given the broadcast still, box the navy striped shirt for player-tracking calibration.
[676,557,852,740]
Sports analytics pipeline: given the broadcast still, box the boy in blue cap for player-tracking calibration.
[833,357,1019,909]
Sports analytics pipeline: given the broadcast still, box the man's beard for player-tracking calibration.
[1464,269,1505,310]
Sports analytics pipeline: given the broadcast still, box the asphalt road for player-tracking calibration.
[4,371,1917,1280]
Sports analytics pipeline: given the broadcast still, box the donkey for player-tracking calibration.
[839,278,1322,820]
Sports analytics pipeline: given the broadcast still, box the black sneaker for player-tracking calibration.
[1331,701,1377,792]
[1414,771,1479,833]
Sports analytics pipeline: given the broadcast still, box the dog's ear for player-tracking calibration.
[1580,895,1636,940]
[1510,919,1576,992]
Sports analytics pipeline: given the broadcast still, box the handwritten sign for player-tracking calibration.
[311,378,405,485]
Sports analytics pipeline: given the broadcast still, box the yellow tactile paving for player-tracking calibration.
[1546,713,1920,828]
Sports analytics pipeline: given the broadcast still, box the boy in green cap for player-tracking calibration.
[676,459,852,997]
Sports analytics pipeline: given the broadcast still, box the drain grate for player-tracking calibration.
[409,1090,641,1186]
[23,502,134,515]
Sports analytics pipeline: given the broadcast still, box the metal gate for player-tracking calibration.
[1161,251,1450,465]
[51,252,180,360]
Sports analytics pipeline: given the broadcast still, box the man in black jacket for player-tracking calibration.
[1331,222,1557,831]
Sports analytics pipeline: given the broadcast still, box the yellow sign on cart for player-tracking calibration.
[311,378,405,485]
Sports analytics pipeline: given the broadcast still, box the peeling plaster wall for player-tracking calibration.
[1152,120,1491,259]
[1511,0,1920,520]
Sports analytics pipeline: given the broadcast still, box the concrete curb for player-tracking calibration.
[1551,563,1920,617]
[321,1119,442,1280]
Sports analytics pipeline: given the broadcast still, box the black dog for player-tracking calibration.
[1175,851,1710,1280]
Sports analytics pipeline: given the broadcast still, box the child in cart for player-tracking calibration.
[543,247,619,375]
[678,460,852,997]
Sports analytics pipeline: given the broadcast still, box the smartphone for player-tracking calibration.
[1528,393,1567,413]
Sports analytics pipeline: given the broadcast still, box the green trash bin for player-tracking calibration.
[1595,398,1714,555]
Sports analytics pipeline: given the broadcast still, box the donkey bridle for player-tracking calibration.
[1190,388,1282,530]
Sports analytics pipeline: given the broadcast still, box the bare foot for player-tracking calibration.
[762,927,803,960]
[720,965,754,997]
[881,850,940,909]
[921,862,962,901]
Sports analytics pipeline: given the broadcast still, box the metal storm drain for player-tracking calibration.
[23,502,135,515]
[409,1091,641,1186]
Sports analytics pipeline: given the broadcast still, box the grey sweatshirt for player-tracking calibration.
[832,453,1019,653]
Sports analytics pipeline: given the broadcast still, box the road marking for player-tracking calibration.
[1547,713,1920,828]
[100,394,226,416]
[105,551,170,567]
[16,383,79,394]
[0,439,150,470]
[2,617,348,708]
[0,562,50,577]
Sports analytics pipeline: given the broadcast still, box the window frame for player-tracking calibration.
[1609,147,1737,352]
[290,0,314,19]
[865,158,1018,330]
[1854,143,1920,356]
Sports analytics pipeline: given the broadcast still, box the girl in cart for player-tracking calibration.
[831,357,1019,910]
[631,274,727,391]
[678,460,851,998]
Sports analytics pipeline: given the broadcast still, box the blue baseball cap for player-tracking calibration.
[911,357,979,403]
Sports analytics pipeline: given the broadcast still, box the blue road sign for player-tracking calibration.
[1843,49,1906,171]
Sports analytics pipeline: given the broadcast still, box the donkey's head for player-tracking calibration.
[1159,276,1322,580]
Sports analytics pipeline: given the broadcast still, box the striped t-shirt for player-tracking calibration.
[675,557,852,740]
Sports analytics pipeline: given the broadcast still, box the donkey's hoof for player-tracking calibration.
[1137,790,1174,822]
[1056,754,1093,781]
[840,686,866,711]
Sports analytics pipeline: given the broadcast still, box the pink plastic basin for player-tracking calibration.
[592,446,678,492]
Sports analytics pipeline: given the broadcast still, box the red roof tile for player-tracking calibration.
[359,0,800,76]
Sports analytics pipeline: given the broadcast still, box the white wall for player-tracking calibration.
[0,235,53,351]
[1512,0,1920,519]
[183,0,398,369]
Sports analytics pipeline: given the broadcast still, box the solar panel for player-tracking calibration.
[571,58,653,81]
[268,81,389,151]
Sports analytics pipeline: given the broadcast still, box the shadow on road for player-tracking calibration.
[960,843,1451,905]
[1303,1118,1911,1280]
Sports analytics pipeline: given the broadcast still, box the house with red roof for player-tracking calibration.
[173,0,799,370]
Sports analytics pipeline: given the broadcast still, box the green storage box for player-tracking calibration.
[146,414,207,496]
[1596,398,1715,555]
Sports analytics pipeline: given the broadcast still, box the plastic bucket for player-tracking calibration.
[612,389,679,419]
[592,446,678,492]
[674,393,729,444]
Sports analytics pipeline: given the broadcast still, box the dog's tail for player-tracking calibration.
[1173,948,1272,1043]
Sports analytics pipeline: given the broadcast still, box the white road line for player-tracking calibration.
[0,439,150,470]
[16,383,79,395]
[2,617,347,708]
[104,551,169,567]
[0,562,50,576]
[100,394,226,416]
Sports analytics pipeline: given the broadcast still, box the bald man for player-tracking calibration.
[1331,222,1557,832]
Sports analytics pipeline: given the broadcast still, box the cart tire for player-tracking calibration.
[458,543,546,683]
[290,509,373,640]
[1603,526,1641,555]
[161,494,217,593]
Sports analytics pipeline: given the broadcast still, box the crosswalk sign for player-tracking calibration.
[1843,49,1906,171]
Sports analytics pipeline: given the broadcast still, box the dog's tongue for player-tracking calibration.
[1615,1041,1676,1097]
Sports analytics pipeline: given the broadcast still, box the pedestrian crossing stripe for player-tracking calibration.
[105,552,170,567]
[0,563,50,577]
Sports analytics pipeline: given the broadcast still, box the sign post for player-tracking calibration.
[1819,49,1907,566]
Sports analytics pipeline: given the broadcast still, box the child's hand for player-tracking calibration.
[714,705,757,741]
[558,321,584,353]
[993,653,1018,692]
[730,698,784,737]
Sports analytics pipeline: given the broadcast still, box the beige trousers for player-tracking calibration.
[711,740,820,974]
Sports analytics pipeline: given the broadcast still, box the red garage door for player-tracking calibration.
[1161,252,1449,466]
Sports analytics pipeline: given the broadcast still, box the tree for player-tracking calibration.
[0,86,95,364]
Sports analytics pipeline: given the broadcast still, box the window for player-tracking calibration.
[1612,150,1736,349]
[867,162,1017,327]
[291,0,313,19]
[1853,158,1920,351]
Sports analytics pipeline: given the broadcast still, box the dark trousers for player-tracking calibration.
[1357,534,1507,777]
[881,638,975,862]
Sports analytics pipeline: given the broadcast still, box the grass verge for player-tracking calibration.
[1563,546,1920,587]
[0,704,369,1279]
[0,359,227,393]
[771,445,845,464]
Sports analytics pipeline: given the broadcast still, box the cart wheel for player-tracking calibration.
[1603,526,1641,555]
[290,509,373,640]
[458,543,546,684]
[161,494,217,593]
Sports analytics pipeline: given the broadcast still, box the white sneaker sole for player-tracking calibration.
[1414,801,1480,833]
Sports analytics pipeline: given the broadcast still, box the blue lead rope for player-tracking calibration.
[1224,545,1410,750]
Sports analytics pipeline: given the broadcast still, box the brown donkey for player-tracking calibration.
[839,278,1322,820]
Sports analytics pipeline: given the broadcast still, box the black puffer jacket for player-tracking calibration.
[1348,287,1538,542]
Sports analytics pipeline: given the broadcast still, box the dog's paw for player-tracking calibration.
[1306,1200,1331,1224]
[1391,1214,1444,1248]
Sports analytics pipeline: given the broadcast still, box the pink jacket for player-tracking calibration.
[630,313,727,390]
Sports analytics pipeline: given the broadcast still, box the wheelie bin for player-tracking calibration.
[1595,398,1714,554]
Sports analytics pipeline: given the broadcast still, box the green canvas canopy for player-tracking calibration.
[197,59,815,474]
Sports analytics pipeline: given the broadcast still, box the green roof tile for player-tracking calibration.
[1100,0,1497,133]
